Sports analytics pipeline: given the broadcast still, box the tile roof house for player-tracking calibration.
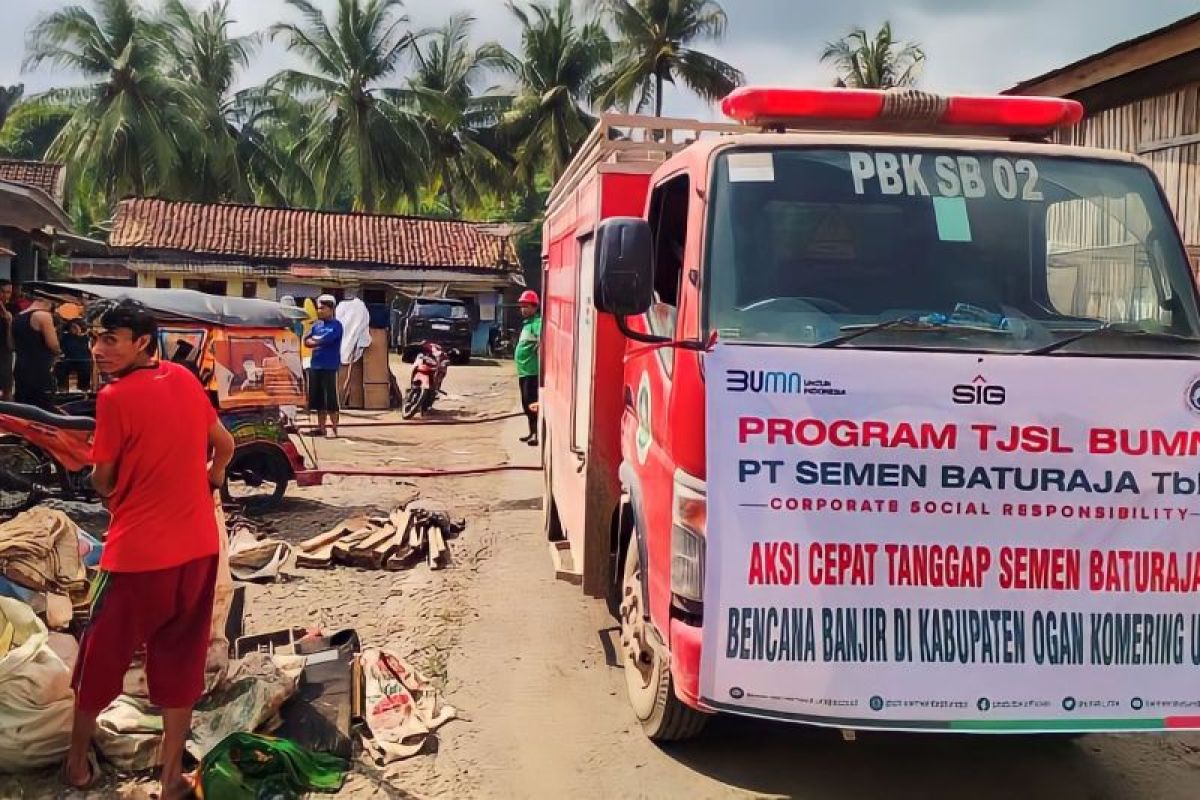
[110,198,518,273]
[82,197,524,298]
[0,160,72,284]
[68,198,526,354]
[0,159,66,205]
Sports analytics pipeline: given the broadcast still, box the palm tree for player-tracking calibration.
[269,0,428,213]
[409,14,510,215]
[0,85,25,131]
[23,0,201,204]
[493,0,611,183]
[0,99,73,159]
[160,0,267,203]
[593,0,742,116]
[820,22,924,89]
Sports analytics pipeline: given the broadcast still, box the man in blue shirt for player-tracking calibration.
[304,295,343,438]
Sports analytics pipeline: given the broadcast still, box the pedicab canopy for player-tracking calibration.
[32,283,307,327]
[30,283,307,410]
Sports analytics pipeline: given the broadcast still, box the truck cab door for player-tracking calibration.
[624,172,691,631]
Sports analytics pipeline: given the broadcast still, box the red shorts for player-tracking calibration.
[72,555,218,714]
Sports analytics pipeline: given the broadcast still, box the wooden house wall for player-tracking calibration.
[1051,83,1200,262]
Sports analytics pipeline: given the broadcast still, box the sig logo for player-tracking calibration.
[1185,378,1200,415]
[726,369,803,395]
[729,687,745,700]
[952,375,1007,406]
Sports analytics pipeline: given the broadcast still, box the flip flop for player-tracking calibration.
[60,747,102,792]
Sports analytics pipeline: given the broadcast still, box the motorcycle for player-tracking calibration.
[0,282,315,516]
[0,401,309,515]
[487,324,515,359]
[401,342,450,419]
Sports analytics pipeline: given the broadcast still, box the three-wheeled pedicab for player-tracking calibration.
[0,284,314,515]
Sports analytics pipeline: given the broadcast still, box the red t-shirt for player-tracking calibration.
[91,361,220,572]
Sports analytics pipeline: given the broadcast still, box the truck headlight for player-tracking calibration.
[670,470,706,603]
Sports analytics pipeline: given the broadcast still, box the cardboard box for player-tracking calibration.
[364,382,390,410]
[337,362,364,409]
[363,329,391,384]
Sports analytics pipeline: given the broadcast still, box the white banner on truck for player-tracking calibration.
[701,344,1200,732]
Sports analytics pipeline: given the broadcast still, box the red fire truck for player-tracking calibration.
[540,88,1200,740]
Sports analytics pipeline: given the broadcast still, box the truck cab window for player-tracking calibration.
[646,175,690,349]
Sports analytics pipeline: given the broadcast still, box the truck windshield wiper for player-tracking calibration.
[1026,325,1200,355]
[814,316,921,348]
[815,316,1013,349]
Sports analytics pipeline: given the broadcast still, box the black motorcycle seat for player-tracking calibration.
[0,401,96,431]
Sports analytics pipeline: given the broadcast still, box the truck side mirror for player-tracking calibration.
[594,217,654,317]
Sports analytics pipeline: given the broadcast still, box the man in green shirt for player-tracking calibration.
[514,290,542,446]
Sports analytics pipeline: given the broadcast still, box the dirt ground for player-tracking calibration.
[6,358,1200,799]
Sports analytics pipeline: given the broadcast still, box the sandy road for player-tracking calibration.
[5,360,1200,799]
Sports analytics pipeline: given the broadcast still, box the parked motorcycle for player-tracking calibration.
[401,342,450,419]
[0,401,307,515]
[487,325,516,358]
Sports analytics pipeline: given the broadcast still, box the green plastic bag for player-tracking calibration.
[197,732,347,799]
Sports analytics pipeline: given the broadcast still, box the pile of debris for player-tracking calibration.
[233,628,456,764]
[224,512,292,582]
[296,500,465,571]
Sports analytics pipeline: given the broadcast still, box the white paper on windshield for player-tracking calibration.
[728,152,776,183]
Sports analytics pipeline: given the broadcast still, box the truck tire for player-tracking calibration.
[619,538,707,742]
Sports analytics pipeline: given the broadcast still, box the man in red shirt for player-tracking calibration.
[64,300,235,798]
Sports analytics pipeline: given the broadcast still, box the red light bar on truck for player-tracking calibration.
[721,87,1084,136]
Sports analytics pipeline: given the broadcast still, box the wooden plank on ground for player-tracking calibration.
[296,542,340,569]
[299,517,366,553]
[345,524,397,569]
[427,525,446,568]
[331,526,378,562]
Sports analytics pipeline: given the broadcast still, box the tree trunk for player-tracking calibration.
[443,169,460,217]
[655,70,664,118]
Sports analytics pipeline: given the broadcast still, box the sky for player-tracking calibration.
[1,0,1198,121]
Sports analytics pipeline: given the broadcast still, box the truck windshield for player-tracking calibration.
[704,147,1200,355]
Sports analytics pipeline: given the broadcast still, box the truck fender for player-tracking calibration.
[618,461,651,620]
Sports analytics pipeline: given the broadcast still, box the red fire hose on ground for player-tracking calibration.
[313,412,525,429]
[293,411,543,484]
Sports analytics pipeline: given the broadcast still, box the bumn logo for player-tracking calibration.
[952,375,1007,406]
[726,369,803,395]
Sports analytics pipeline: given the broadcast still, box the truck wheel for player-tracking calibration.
[619,539,707,742]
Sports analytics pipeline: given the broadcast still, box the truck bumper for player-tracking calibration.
[669,618,710,711]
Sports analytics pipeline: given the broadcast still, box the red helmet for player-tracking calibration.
[518,290,539,306]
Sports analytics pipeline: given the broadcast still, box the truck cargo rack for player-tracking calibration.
[548,113,747,211]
